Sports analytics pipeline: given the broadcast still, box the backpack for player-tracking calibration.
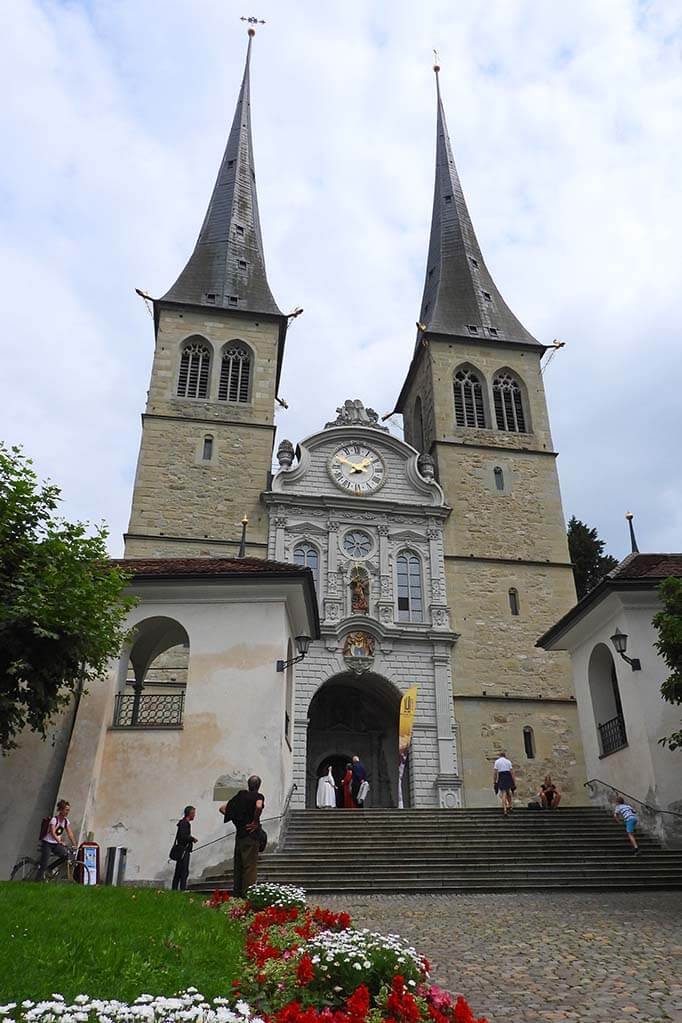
[39,816,52,840]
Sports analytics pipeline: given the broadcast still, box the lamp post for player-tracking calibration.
[277,635,312,673]
[610,628,641,671]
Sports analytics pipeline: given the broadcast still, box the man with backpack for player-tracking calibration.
[219,775,265,897]
[37,799,77,880]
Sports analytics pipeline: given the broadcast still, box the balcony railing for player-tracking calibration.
[113,692,185,728]
[598,714,627,756]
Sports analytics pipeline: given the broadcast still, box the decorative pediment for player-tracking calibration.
[285,521,328,536]
[388,529,427,542]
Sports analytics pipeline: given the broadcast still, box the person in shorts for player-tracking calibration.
[37,799,76,879]
[493,752,516,816]
[538,775,561,809]
[613,795,639,854]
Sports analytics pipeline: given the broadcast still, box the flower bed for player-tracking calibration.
[2,884,487,1023]
[206,886,488,1023]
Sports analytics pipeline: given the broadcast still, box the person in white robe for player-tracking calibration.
[316,765,337,808]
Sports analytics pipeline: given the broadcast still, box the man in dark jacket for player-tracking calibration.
[219,775,264,897]
[171,805,197,891]
[351,755,368,806]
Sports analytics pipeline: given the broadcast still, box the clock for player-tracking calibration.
[328,443,386,496]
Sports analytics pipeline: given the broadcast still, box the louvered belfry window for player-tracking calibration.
[454,369,486,427]
[493,373,526,432]
[177,342,211,398]
[219,344,251,403]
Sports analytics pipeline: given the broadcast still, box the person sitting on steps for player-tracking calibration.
[538,775,561,809]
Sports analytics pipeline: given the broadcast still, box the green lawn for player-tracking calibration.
[0,883,244,1003]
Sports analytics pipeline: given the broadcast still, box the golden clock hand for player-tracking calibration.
[335,455,354,468]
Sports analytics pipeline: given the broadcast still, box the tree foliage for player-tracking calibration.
[0,444,135,753]
[567,516,619,599]
[652,576,682,751]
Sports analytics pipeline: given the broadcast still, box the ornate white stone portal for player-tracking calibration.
[266,400,462,809]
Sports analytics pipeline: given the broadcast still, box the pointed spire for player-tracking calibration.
[161,33,282,317]
[625,512,640,554]
[418,64,540,346]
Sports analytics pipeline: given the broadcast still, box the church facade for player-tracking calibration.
[1,32,588,881]
[120,35,585,811]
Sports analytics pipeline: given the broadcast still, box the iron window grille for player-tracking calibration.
[598,715,628,757]
[113,692,185,728]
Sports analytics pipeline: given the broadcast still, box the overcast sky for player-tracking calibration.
[1,0,680,560]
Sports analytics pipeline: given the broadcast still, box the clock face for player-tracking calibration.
[328,443,386,496]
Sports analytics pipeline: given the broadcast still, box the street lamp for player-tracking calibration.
[277,635,312,673]
[610,628,641,671]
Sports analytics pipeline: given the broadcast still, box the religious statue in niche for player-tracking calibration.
[343,631,376,660]
[350,569,369,614]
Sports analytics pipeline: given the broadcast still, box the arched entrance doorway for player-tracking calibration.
[306,673,407,808]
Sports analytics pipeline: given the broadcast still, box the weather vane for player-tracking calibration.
[241,15,266,28]
[433,49,441,72]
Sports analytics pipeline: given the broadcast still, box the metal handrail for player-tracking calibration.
[584,778,682,820]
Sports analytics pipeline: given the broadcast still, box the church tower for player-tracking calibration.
[397,66,584,803]
[125,32,287,558]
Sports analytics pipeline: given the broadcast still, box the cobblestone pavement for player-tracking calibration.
[321,892,682,1023]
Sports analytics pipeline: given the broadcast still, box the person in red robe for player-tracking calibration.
[342,763,356,808]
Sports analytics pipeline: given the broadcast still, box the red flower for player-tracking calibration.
[296,954,315,986]
[346,984,370,1021]
[452,995,488,1023]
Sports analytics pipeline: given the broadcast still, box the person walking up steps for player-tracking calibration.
[614,794,639,854]
[493,751,516,816]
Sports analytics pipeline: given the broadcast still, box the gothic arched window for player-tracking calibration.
[414,396,425,453]
[493,372,527,433]
[523,725,536,759]
[454,368,486,428]
[293,542,319,591]
[494,466,504,491]
[396,552,423,623]
[218,343,252,403]
[177,340,211,399]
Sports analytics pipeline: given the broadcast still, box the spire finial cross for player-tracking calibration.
[433,49,441,73]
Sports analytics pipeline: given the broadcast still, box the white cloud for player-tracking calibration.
[0,0,680,559]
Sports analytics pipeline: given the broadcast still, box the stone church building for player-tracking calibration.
[0,35,585,883]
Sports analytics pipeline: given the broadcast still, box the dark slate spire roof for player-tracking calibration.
[418,69,540,346]
[161,35,282,317]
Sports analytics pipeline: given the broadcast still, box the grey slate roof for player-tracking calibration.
[418,71,540,347]
[161,37,282,317]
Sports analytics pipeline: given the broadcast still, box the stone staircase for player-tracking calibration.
[193,807,682,894]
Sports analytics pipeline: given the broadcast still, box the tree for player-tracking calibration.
[567,516,619,600]
[652,577,682,751]
[0,444,135,753]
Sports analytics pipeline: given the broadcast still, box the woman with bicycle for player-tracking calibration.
[37,799,77,880]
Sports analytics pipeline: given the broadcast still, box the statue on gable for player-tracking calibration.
[350,571,369,614]
[325,398,388,432]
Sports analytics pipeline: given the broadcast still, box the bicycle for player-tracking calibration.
[10,844,94,885]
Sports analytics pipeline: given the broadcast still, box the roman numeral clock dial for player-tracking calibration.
[328,444,387,496]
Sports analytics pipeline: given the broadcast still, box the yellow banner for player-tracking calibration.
[399,686,418,757]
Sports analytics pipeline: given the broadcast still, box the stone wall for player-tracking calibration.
[125,306,280,557]
[454,697,584,807]
[398,338,585,803]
